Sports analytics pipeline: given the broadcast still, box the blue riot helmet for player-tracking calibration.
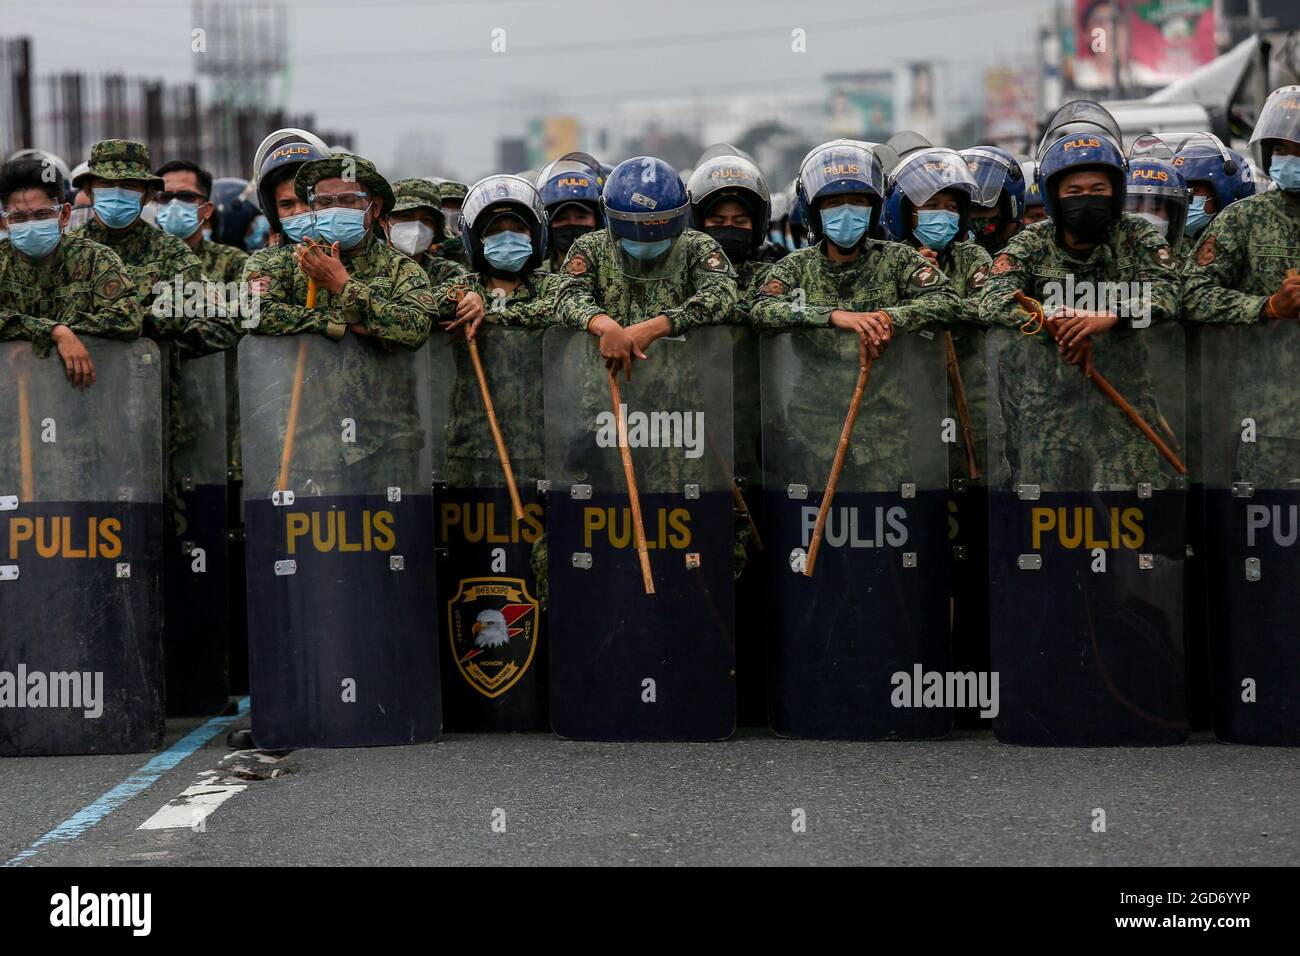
[881,147,976,246]
[537,152,604,260]
[1171,132,1255,219]
[601,156,690,260]
[796,139,886,243]
[211,176,259,248]
[686,146,771,261]
[1020,159,1044,216]
[459,174,548,275]
[1124,158,1190,247]
[253,129,330,237]
[962,145,1026,224]
[1036,99,1124,163]
[1249,85,1300,174]
[1037,131,1128,223]
[785,179,807,248]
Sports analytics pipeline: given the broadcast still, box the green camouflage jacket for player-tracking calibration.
[198,237,248,283]
[0,234,141,356]
[238,234,435,350]
[553,228,738,334]
[1180,189,1300,325]
[749,238,963,330]
[430,268,559,329]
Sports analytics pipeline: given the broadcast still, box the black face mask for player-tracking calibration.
[705,225,752,264]
[971,218,1005,253]
[1058,195,1115,243]
[551,224,593,258]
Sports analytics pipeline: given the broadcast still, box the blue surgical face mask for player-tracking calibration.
[482,230,533,273]
[1269,154,1300,192]
[280,212,316,244]
[768,228,787,250]
[913,209,960,250]
[312,207,369,249]
[93,186,144,229]
[245,216,270,251]
[620,236,673,260]
[156,200,202,240]
[820,202,871,248]
[1184,195,1211,238]
[8,219,63,258]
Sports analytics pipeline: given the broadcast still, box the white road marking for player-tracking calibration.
[137,783,247,831]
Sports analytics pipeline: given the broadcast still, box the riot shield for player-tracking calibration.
[944,324,992,726]
[239,333,439,748]
[730,325,767,726]
[761,328,950,740]
[431,327,548,732]
[0,338,164,756]
[1202,321,1300,745]
[164,349,229,715]
[986,320,1187,746]
[543,326,735,741]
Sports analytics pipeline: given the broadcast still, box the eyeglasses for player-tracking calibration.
[309,190,370,210]
[155,190,207,205]
[1,204,64,225]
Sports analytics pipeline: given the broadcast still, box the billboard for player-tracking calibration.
[1073,0,1218,92]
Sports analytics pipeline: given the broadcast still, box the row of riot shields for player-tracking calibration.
[6,317,1293,751]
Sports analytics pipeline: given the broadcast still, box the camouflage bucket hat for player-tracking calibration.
[294,153,396,216]
[439,181,468,203]
[391,177,444,215]
[74,139,163,188]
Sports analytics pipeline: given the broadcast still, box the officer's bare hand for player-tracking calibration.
[626,315,671,356]
[1266,273,1300,319]
[52,325,95,389]
[348,323,373,337]
[1053,308,1119,347]
[247,273,272,295]
[830,309,892,358]
[295,238,349,295]
[590,315,645,381]
[917,246,940,265]
[441,290,485,340]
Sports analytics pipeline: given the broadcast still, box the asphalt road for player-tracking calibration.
[3,711,1298,866]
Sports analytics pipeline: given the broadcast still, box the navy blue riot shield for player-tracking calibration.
[730,325,768,726]
[944,324,992,726]
[239,333,440,748]
[0,338,165,755]
[761,328,952,740]
[164,349,229,715]
[1202,321,1300,745]
[986,320,1187,746]
[543,326,735,741]
[431,327,547,732]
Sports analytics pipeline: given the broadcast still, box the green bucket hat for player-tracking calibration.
[391,177,444,215]
[294,153,395,217]
[438,180,468,203]
[73,139,164,188]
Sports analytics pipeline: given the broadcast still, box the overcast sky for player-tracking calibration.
[6,0,1055,178]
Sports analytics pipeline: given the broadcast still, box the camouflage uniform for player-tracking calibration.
[197,237,247,284]
[433,181,470,267]
[0,233,141,355]
[1180,188,1300,485]
[388,177,467,288]
[750,238,962,490]
[979,214,1180,489]
[934,239,993,479]
[553,227,737,332]
[431,269,559,330]
[238,154,436,491]
[69,141,238,358]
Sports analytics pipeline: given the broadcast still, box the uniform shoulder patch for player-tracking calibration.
[1194,236,1217,266]
[704,250,728,273]
[760,277,787,296]
[969,264,990,288]
[565,253,589,276]
[94,272,126,301]
[911,263,939,288]
[991,253,1014,275]
[1154,245,1174,267]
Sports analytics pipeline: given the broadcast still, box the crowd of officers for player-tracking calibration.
[2,85,1299,742]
